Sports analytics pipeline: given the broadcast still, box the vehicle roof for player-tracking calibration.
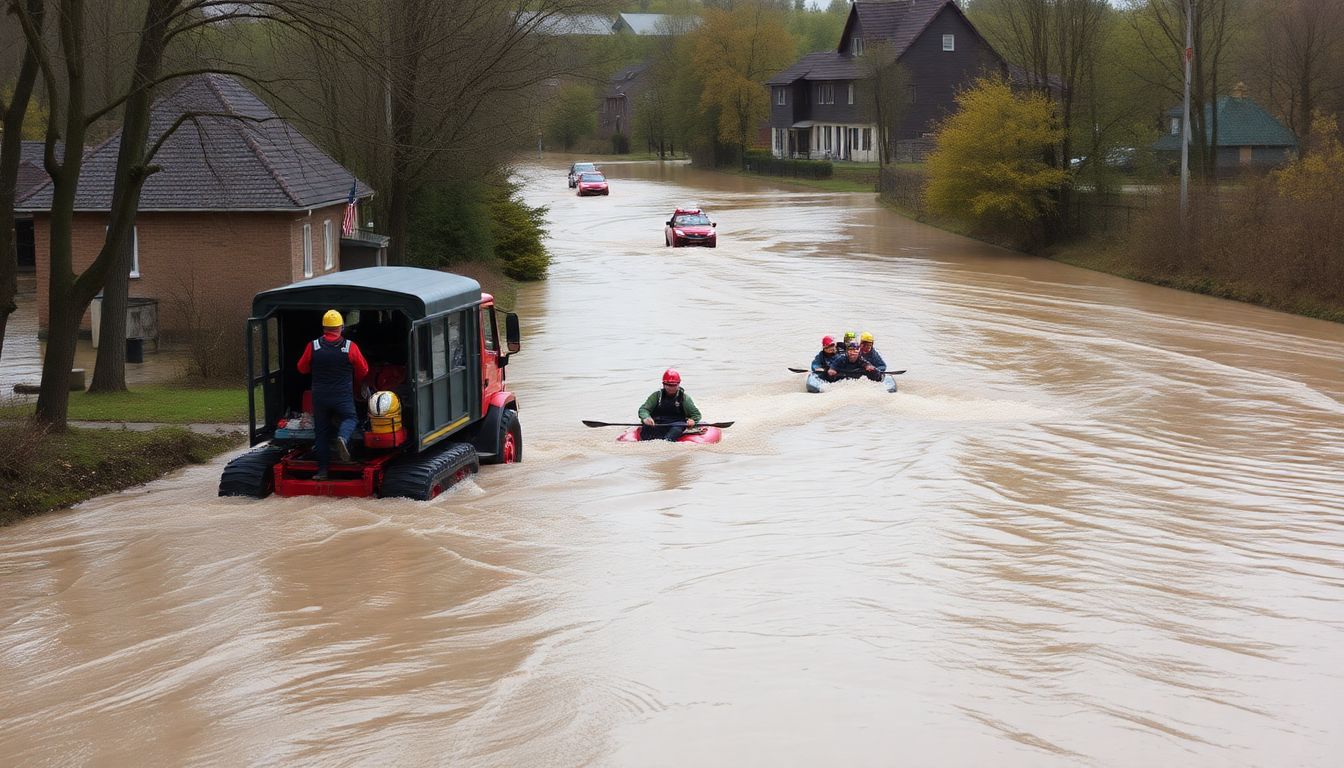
[672,207,704,215]
[573,162,596,169]
[251,266,482,319]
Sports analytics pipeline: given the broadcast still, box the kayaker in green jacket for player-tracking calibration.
[638,368,702,441]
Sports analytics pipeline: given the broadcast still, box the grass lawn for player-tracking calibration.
[0,424,243,525]
[0,384,247,424]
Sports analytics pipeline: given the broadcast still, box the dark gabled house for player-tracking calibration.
[599,62,650,140]
[1153,84,1298,174]
[766,0,1005,161]
[16,73,382,336]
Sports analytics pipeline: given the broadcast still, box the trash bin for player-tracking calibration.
[126,337,145,364]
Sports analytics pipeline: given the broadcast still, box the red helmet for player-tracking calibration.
[821,335,835,347]
[662,368,681,385]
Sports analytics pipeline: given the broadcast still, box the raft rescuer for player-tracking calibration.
[638,369,702,441]
[297,309,370,480]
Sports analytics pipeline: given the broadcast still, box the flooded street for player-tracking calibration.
[2,159,1342,766]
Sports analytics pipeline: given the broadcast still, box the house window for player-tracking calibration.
[303,222,312,278]
[847,83,854,105]
[862,128,872,151]
[852,37,864,56]
[776,87,785,106]
[824,126,832,151]
[323,219,333,270]
[943,34,955,51]
[105,225,141,277]
[817,83,834,105]
[1170,117,1180,135]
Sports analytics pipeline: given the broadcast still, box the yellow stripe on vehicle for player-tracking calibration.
[420,415,471,446]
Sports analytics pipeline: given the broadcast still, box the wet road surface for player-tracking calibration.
[2,159,1342,766]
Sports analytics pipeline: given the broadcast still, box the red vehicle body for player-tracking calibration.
[576,172,609,196]
[616,426,723,444]
[664,207,717,247]
[219,267,523,501]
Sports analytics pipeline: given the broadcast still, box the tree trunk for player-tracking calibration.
[90,0,175,393]
[0,0,44,365]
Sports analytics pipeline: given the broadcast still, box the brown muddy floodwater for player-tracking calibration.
[2,160,1342,767]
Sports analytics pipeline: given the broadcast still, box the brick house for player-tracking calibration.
[16,73,383,336]
[766,0,1005,162]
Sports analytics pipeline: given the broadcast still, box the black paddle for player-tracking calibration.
[582,420,735,428]
[787,367,906,375]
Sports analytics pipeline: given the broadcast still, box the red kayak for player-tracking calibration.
[616,426,724,444]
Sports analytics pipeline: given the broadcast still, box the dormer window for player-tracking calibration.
[943,34,955,51]
[776,87,786,106]
[852,37,864,56]
[1170,117,1180,135]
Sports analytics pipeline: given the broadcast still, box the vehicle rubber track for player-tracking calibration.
[378,442,479,500]
[218,445,288,498]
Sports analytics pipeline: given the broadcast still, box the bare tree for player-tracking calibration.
[856,41,910,166]
[8,0,351,427]
[1127,0,1243,178]
[0,0,44,365]
[1249,0,1344,148]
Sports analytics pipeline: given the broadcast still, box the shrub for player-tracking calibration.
[743,149,832,179]
[489,180,550,281]
[164,273,249,382]
[924,77,1068,247]
[407,183,495,269]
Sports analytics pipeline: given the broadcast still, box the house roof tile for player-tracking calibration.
[17,73,372,212]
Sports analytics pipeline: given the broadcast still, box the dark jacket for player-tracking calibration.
[639,387,703,422]
[860,346,886,373]
[830,353,872,379]
[811,349,838,372]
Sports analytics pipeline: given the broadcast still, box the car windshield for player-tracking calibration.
[573,164,595,173]
[674,213,710,226]
[580,173,605,182]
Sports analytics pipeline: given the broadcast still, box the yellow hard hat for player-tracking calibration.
[322,309,343,327]
[860,331,874,343]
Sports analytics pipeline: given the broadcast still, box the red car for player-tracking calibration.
[664,207,717,247]
[576,172,609,196]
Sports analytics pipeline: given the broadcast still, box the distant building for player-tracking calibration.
[611,13,698,36]
[16,73,383,335]
[519,12,615,37]
[766,0,1005,162]
[1153,84,1298,174]
[599,63,650,140]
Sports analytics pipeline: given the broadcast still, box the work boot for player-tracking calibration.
[333,437,351,463]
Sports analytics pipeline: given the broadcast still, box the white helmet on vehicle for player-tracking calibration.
[368,391,401,417]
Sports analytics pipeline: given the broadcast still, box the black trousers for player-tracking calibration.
[639,423,687,442]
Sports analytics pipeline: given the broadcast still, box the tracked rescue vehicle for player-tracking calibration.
[219,267,521,500]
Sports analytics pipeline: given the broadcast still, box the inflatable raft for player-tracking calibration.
[807,373,898,393]
[616,426,724,444]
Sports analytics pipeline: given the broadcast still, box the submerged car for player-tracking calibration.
[576,172,609,196]
[567,162,597,188]
[664,207,716,247]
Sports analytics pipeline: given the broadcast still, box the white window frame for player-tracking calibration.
[852,37,864,56]
[302,222,313,278]
[848,83,854,105]
[323,219,334,270]
[943,34,955,51]
[817,83,834,105]
[105,224,141,278]
[1170,117,1180,135]
[775,87,785,106]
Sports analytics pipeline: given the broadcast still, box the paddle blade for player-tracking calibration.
[582,420,616,428]
[787,367,810,373]
[704,421,734,428]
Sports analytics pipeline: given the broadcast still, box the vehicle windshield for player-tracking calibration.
[580,173,605,182]
[573,164,595,173]
[674,213,710,226]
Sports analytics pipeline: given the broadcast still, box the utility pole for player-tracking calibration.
[1180,0,1193,227]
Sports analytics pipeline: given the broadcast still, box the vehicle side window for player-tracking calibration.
[482,308,497,352]
[448,313,465,370]
[416,326,432,382]
[431,320,446,377]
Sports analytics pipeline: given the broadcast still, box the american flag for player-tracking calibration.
[341,180,358,237]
